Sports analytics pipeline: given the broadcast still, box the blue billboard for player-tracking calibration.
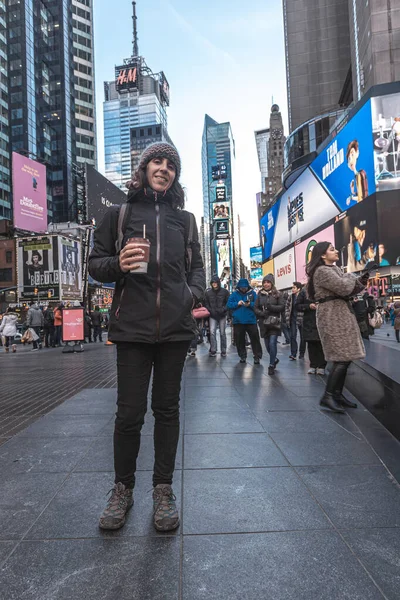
[260,199,281,261]
[310,101,375,212]
[250,246,263,279]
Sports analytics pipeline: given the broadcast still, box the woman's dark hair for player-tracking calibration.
[306,241,331,301]
[129,164,185,210]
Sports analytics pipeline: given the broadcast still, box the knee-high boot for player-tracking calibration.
[333,361,357,408]
[319,362,345,413]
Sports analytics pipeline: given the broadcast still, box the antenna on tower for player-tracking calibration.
[132,1,139,57]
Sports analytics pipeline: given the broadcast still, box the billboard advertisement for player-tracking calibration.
[262,259,274,278]
[274,248,296,290]
[86,165,127,227]
[334,195,378,273]
[12,153,47,233]
[213,202,230,220]
[115,62,139,92]
[62,308,84,342]
[212,164,227,180]
[159,71,170,106]
[377,191,400,267]
[250,246,263,280]
[294,225,335,284]
[215,185,227,202]
[17,236,60,300]
[262,168,338,258]
[59,237,82,300]
[215,239,231,288]
[371,92,400,192]
[215,220,229,239]
[310,101,375,211]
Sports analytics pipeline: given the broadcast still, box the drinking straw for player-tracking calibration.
[143,224,146,239]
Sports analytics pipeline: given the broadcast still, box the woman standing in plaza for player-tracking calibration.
[306,242,370,413]
[254,274,284,375]
[89,142,205,532]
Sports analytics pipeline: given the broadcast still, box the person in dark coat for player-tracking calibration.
[89,142,205,533]
[91,306,103,342]
[84,310,92,343]
[296,294,327,375]
[254,274,284,375]
[285,282,306,360]
[227,278,262,364]
[352,292,375,340]
[43,304,55,348]
[204,275,230,357]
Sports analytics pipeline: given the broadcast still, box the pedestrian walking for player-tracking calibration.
[43,304,55,348]
[54,303,63,347]
[204,275,229,357]
[394,301,400,343]
[296,294,327,375]
[89,142,205,532]
[280,290,291,345]
[254,274,284,375]
[227,278,263,364]
[285,282,306,360]
[91,306,103,342]
[26,302,44,351]
[84,310,93,343]
[0,308,18,353]
[306,241,369,413]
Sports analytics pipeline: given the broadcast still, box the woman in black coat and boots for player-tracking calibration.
[255,274,285,375]
[89,142,205,532]
[296,295,327,375]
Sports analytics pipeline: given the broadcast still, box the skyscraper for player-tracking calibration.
[72,0,96,168]
[103,2,172,191]
[0,0,94,225]
[202,114,237,287]
[254,128,270,194]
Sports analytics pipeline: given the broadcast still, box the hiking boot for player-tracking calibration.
[99,482,134,530]
[274,358,280,367]
[268,365,275,376]
[153,484,180,532]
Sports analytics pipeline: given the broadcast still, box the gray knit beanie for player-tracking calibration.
[138,142,181,179]
[262,273,275,285]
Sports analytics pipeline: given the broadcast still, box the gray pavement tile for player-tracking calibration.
[183,395,250,413]
[353,426,400,484]
[15,414,112,438]
[183,531,384,600]
[184,388,242,400]
[269,431,381,466]
[0,541,16,564]
[0,438,10,447]
[28,471,182,540]
[245,394,319,412]
[254,411,360,434]
[0,472,67,540]
[183,380,232,387]
[184,433,288,469]
[49,391,117,416]
[184,410,264,434]
[0,437,97,474]
[297,465,400,528]
[183,467,330,534]
[75,435,182,472]
[342,528,400,600]
[0,537,179,600]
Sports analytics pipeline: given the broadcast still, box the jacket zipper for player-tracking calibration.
[115,287,125,320]
[155,194,161,340]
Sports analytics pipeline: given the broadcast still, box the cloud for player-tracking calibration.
[161,0,238,67]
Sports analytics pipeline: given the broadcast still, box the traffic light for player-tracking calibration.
[34,288,38,295]
[48,291,52,299]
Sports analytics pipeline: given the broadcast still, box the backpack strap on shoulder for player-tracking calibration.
[183,211,195,276]
[115,203,131,254]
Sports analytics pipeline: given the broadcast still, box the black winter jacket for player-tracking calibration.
[296,298,320,342]
[204,285,229,320]
[254,290,285,337]
[91,310,103,328]
[88,188,205,344]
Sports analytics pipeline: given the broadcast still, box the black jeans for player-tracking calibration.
[44,325,55,348]
[114,341,188,488]
[307,341,327,369]
[234,324,262,360]
[32,326,42,350]
[93,326,102,342]
[396,330,399,343]
[290,319,306,357]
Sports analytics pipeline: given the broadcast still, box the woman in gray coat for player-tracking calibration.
[307,242,370,413]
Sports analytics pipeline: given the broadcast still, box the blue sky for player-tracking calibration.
[94,0,287,262]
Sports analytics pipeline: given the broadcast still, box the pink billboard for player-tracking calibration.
[12,152,47,233]
[294,225,335,284]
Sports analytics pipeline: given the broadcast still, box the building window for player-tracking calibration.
[5,250,12,263]
[11,108,22,119]
[0,268,12,282]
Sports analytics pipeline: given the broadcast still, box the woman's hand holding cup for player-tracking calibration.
[119,243,146,273]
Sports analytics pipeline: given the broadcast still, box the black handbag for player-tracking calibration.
[263,315,281,327]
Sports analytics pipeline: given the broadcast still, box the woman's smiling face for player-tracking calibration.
[146,157,176,193]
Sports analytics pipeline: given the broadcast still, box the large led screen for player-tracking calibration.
[334,195,378,273]
[371,92,400,192]
[215,239,231,288]
[261,168,338,258]
[274,247,296,291]
[59,237,82,300]
[250,246,262,280]
[294,225,335,284]
[86,165,127,227]
[17,236,60,300]
[12,153,48,233]
[310,101,375,211]
[377,191,400,267]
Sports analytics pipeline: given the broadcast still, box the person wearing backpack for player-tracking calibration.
[43,304,55,348]
[89,142,205,533]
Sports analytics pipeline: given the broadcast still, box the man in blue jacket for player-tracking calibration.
[227,278,263,364]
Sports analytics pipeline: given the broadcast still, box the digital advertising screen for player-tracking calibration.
[215,219,229,239]
[334,195,379,273]
[62,308,84,342]
[17,236,60,300]
[310,101,375,211]
[215,239,231,287]
[274,248,296,291]
[86,165,127,227]
[371,92,400,192]
[250,246,263,280]
[215,185,227,202]
[59,237,82,300]
[115,62,139,92]
[265,168,338,257]
[213,202,230,220]
[260,200,280,261]
[377,191,400,267]
[262,259,274,278]
[12,153,47,233]
[294,225,335,284]
[211,164,227,181]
